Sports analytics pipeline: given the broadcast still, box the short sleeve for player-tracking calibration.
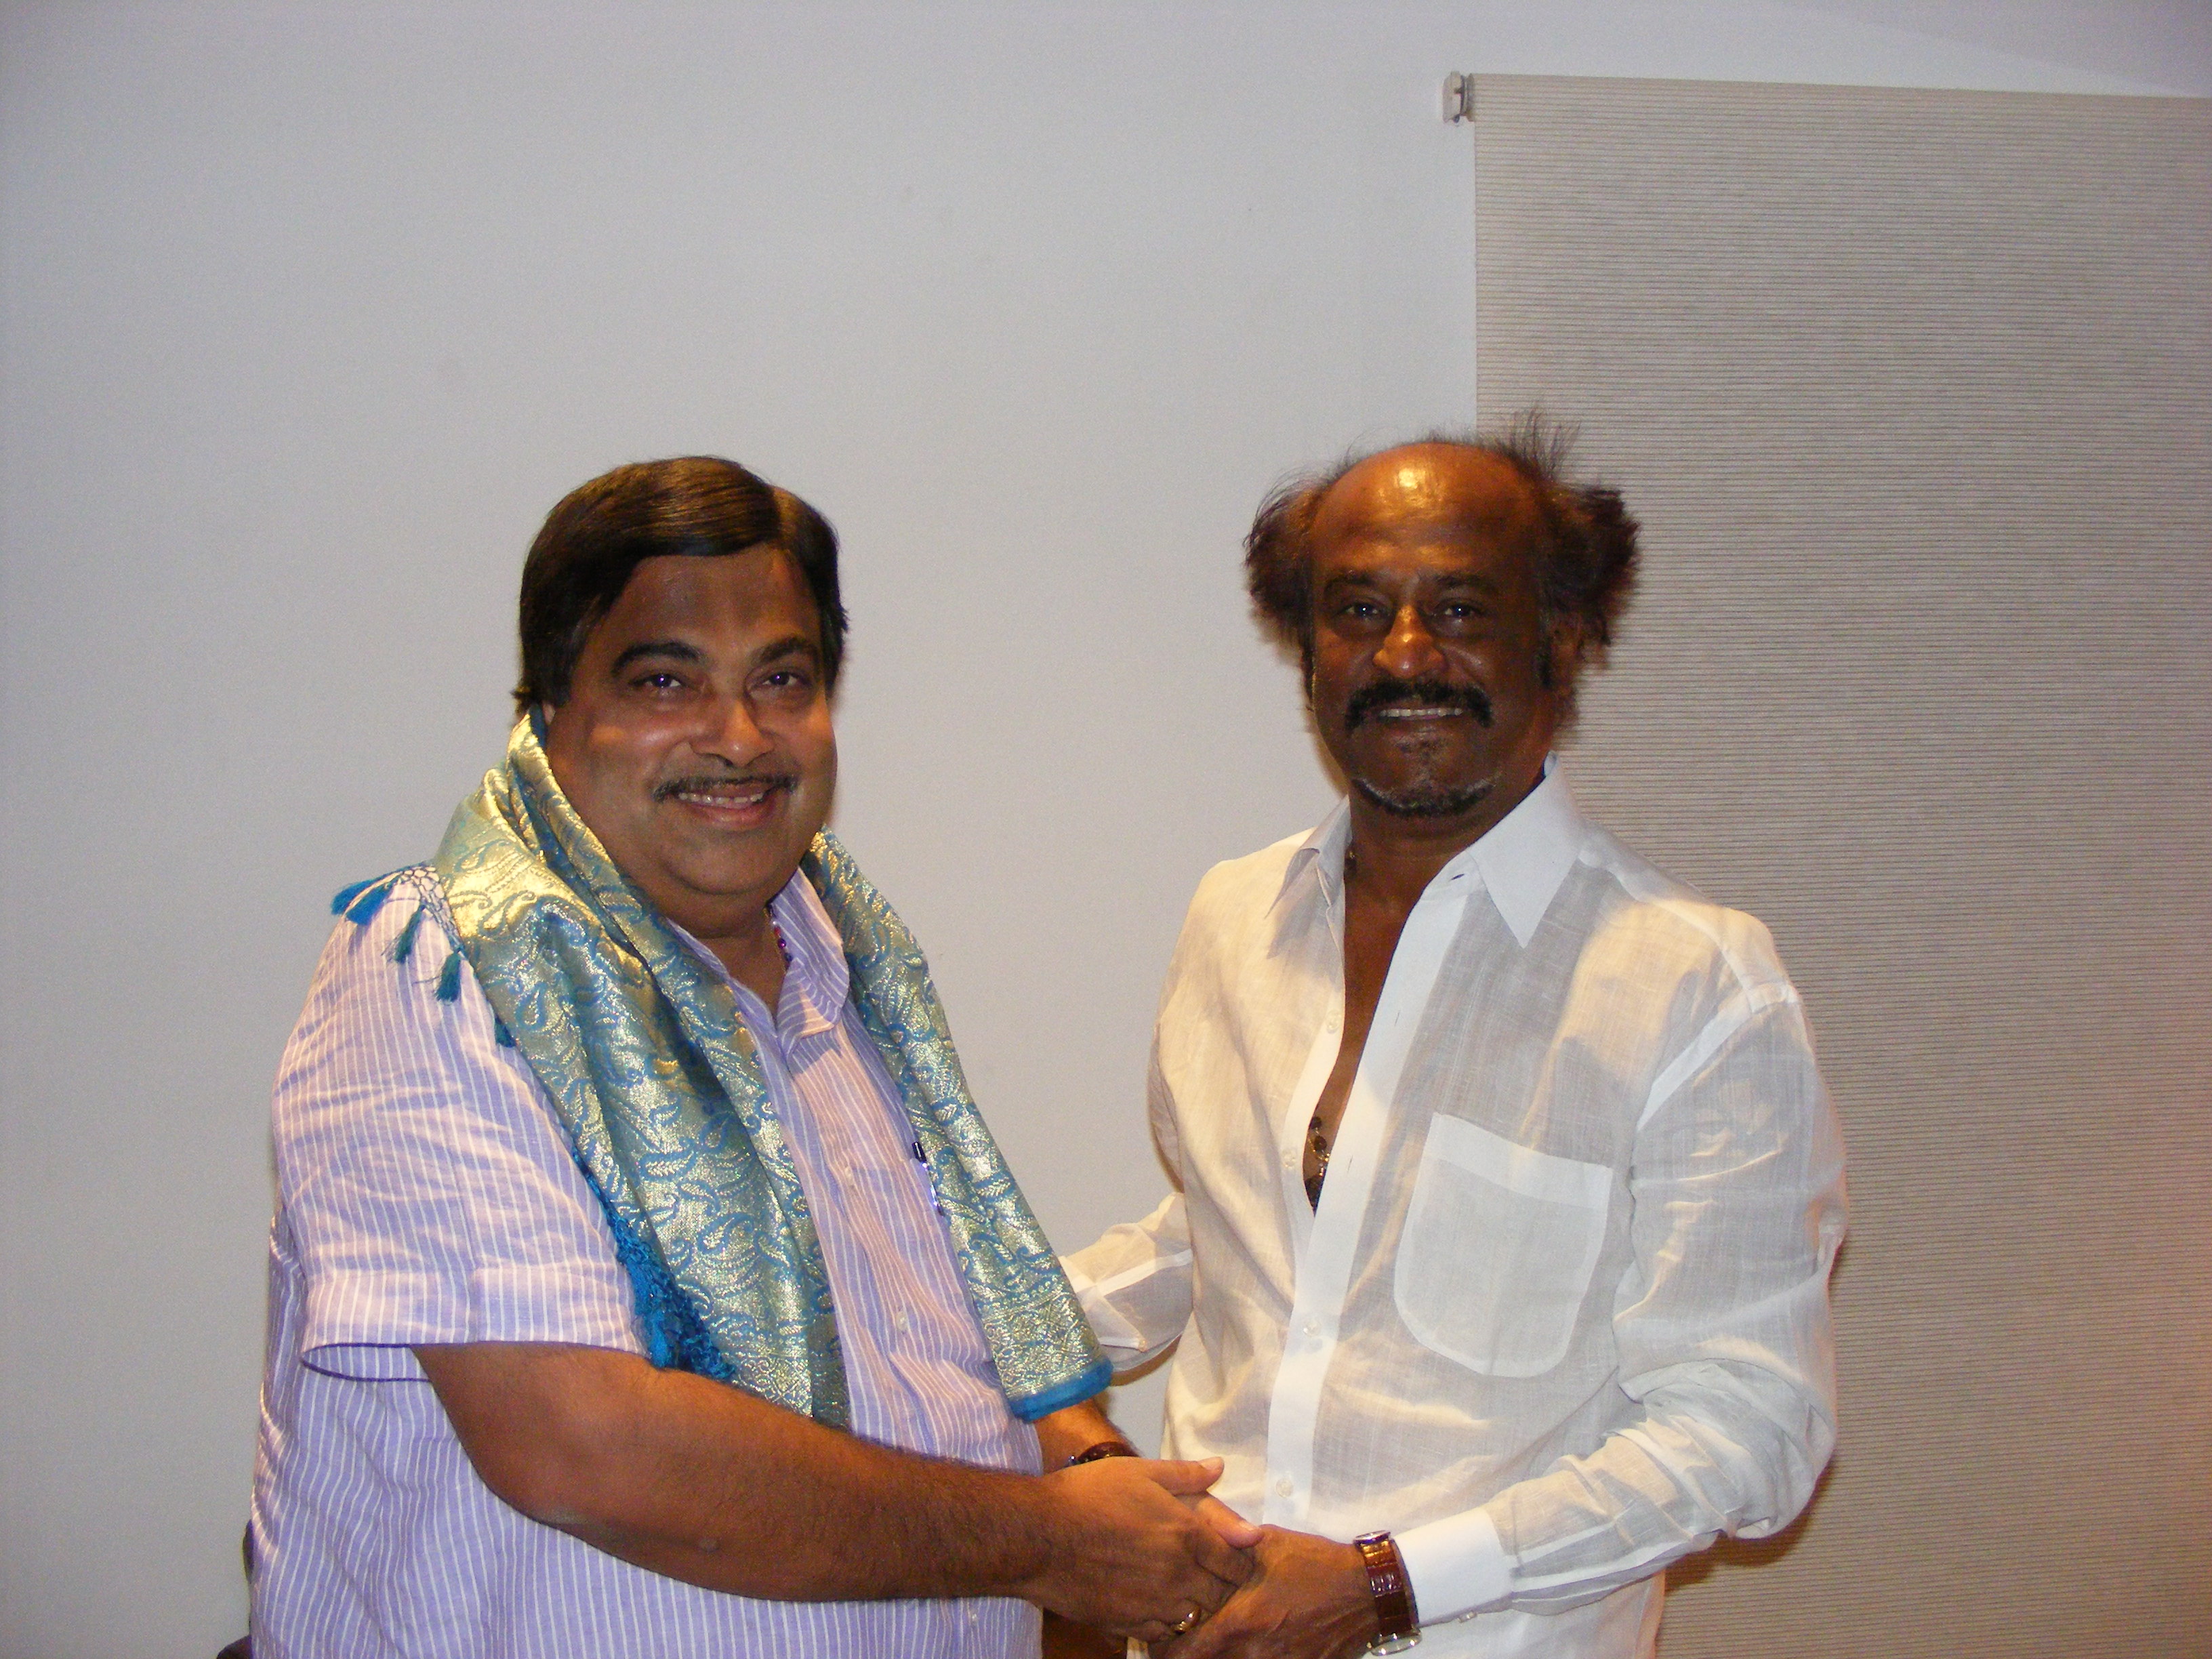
[271,895,645,1380]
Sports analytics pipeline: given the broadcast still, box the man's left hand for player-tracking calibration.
[1155,1526,1380,1659]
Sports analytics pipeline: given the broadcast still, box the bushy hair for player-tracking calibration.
[513,455,846,714]
[1244,411,1640,704]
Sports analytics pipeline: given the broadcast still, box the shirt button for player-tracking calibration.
[894,1311,911,1332]
[1302,1317,1321,1339]
[1274,1475,1294,1498]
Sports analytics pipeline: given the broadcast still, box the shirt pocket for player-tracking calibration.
[1393,1115,1613,1379]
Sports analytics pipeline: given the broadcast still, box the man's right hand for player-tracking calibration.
[1021,1455,1261,1642]
[415,1340,1256,1626]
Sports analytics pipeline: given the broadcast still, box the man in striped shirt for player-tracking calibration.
[250,456,1254,1657]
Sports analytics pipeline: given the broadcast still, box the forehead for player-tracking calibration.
[1309,446,1541,582]
[588,549,820,651]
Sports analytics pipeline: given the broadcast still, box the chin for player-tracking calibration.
[1350,772,1498,819]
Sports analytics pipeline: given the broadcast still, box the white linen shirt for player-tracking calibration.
[1064,769,1845,1658]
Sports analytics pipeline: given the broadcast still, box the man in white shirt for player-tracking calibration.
[1060,422,1847,1658]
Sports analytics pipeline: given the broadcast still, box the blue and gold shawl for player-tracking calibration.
[344,716,1106,1429]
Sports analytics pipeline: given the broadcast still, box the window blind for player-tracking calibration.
[1471,73,2211,1658]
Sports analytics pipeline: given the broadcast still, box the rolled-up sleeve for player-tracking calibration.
[272,898,644,1381]
[1404,985,1847,1621]
[1063,1038,1202,1366]
[1063,1191,1195,1366]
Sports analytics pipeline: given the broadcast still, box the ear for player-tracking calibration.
[1539,618,1586,691]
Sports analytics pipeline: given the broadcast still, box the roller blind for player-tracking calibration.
[1471,74,2211,1658]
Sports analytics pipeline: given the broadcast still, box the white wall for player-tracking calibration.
[1,3,2200,1653]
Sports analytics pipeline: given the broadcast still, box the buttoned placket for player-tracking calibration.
[1259,851,1477,1531]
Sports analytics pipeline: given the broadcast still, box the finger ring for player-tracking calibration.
[1172,1609,1202,1635]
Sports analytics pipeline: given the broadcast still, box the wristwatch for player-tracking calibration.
[1066,1439,1138,1467]
[1353,1532,1422,1654]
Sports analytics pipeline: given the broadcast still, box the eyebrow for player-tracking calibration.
[605,634,822,676]
[752,634,821,670]
[608,639,704,674]
[1319,571,1502,594]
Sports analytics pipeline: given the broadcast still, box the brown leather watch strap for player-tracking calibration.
[1353,1531,1421,1651]
[1066,1439,1139,1468]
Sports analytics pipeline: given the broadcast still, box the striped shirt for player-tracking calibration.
[250,871,1042,1658]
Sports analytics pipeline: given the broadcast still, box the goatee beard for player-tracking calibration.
[1350,772,1498,819]
[1336,674,1499,819]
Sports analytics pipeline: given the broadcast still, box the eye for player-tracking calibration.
[631,671,689,692]
[756,666,815,695]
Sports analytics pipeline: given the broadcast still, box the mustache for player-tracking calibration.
[651,771,799,802]
[1344,676,1494,731]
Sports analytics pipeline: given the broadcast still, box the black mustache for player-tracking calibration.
[1345,677,1494,730]
[651,773,798,802]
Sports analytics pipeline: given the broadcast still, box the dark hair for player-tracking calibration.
[513,455,847,714]
[1244,411,1639,708]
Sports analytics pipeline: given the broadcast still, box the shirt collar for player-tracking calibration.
[767,871,852,1036]
[1273,759,1586,949]
[1273,801,1354,923]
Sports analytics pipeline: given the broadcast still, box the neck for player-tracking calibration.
[1344,764,1545,909]
[682,902,789,1008]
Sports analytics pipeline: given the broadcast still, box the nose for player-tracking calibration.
[1374,603,1444,679]
[695,690,774,769]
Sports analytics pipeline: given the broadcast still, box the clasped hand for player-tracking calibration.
[1147,1526,1380,1659]
[1033,1455,1263,1643]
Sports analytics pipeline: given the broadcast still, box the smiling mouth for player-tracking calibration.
[653,775,797,811]
[1345,676,1495,731]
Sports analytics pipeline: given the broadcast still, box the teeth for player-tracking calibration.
[1375,707,1459,718]
[676,786,773,806]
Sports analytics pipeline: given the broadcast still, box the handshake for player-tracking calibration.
[1026,1412,1397,1659]
[412,1343,1393,1658]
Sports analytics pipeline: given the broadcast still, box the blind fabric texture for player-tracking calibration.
[1469,73,2211,1658]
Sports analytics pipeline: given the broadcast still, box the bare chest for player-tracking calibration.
[1300,895,1413,1206]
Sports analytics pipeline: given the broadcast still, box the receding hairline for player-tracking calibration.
[1307,442,1549,552]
